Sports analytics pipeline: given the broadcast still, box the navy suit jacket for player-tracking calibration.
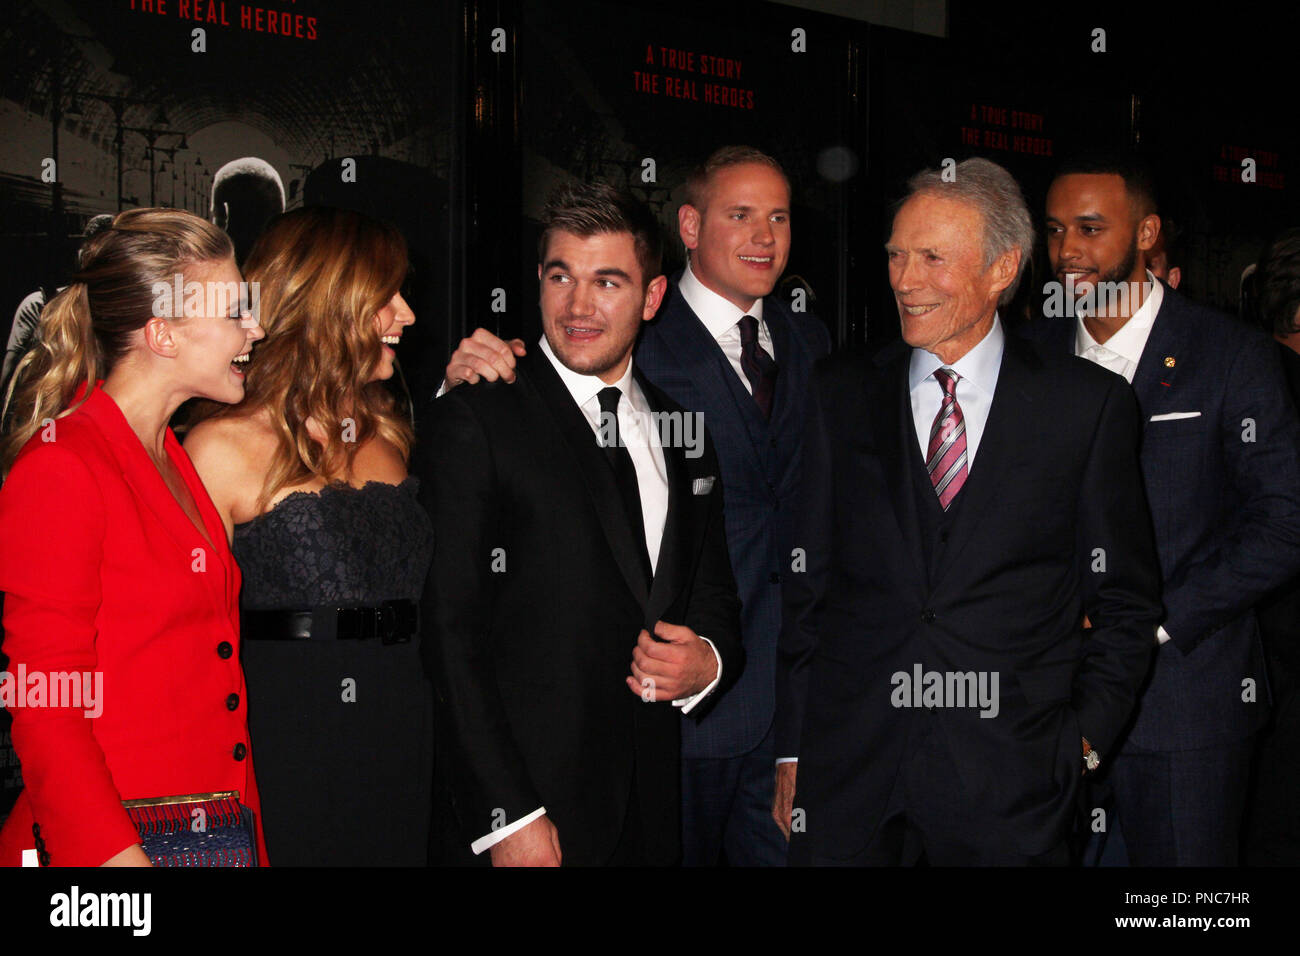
[636,275,831,759]
[1021,284,1300,750]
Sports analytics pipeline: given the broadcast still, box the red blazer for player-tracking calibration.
[0,386,267,866]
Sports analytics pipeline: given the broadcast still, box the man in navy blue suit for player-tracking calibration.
[1026,153,1300,865]
[442,148,831,865]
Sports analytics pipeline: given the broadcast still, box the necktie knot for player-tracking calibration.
[597,386,622,447]
[598,385,621,417]
[738,315,759,346]
[935,367,960,397]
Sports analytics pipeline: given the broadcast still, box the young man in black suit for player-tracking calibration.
[775,158,1163,865]
[421,183,743,866]
[1029,155,1300,865]
[442,148,831,867]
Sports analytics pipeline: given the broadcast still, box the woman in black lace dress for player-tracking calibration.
[183,207,434,865]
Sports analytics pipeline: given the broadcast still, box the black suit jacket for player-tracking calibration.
[1021,284,1300,749]
[419,350,742,866]
[777,333,1163,862]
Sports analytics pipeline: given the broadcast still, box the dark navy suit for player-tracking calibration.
[636,274,830,865]
[1022,283,1300,865]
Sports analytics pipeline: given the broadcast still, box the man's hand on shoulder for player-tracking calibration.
[625,620,717,701]
[489,814,562,867]
[444,328,527,390]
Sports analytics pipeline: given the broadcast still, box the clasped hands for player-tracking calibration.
[625,620,717,702]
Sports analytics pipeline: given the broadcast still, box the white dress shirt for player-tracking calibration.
[1072,272,1172,647]
[678,259,776,385]
[909,314,1005,468]
[471,337,723,854]
[539,336,670,569]
[1074,271,1164,385]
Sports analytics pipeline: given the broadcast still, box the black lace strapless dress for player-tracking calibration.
[233,477,434,866]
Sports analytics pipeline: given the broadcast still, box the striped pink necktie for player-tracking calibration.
[927,367,967,510]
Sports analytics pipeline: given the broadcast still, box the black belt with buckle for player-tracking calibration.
[241,599,419,644]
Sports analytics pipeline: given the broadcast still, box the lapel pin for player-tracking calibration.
[1164,356,1176,368]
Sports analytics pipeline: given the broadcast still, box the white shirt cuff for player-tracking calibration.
[775,757,798,765]
[1156,625,1172,645]
[672,636,722,714]
[435,378,449,399]
[470,806,546,855]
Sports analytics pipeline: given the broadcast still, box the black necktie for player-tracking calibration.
[739,316,778,419]
[597,386,653,584]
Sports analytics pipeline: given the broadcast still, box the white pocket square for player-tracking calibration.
[692,476,716,495]
[1149,411,1201,421]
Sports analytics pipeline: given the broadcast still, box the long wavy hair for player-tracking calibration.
[1,208,233,475]
[188,206,413,510]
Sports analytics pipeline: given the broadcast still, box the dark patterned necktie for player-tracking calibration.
[738,316,778,419]
[926,367,968,510]
[597,386,652,583]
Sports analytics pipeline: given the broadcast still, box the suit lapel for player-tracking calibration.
[930,334,1036,589]
[641,373,688,627]
[166,426,237,606]
[657,292,769,470]
[81,387,233,614]
[766,306,794,432]
[524,352,651,609]
[1130,294,1186,418]
[872,347,929,589]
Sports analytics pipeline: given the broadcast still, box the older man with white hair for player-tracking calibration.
[772,158,1163,865]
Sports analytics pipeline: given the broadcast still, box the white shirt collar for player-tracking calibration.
[1074,270,1164,365]
[678,258,764,342]
[909,313,1006,398]
[538,334,637,409]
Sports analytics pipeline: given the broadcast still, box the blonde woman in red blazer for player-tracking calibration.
[0,208,267,866]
